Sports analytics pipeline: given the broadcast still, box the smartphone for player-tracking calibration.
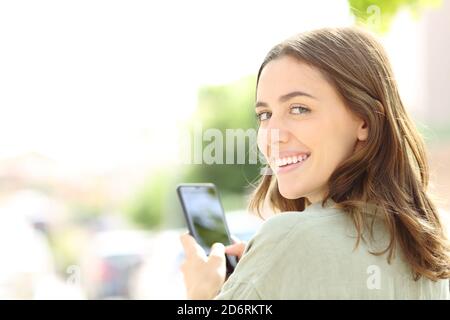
[177,183,237,277]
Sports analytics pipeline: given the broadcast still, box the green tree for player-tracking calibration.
[123,169,173,229]
[348,0,442,33]
[181,75,261,201]
[123,76,261,229]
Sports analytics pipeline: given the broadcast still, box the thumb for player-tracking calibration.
[208,242,225,267]
[210,242,225,257]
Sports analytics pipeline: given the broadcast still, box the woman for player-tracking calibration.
[180,27,450,299]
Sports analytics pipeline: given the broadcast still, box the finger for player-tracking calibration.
[225,242,246,256]
[180,233,207,260]
[208,242,225,267]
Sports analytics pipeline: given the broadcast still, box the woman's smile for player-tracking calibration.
[272,153,311,174]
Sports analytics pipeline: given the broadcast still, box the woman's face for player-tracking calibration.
[256,55,368,204]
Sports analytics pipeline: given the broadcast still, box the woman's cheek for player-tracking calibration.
[257,129,269,159]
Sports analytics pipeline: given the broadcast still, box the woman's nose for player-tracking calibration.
[261,117,289,160]
[266,116,290,145]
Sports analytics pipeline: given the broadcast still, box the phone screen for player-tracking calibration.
[177,184,237,274]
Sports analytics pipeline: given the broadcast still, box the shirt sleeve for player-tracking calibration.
[214,281,263,300]
[213,213,305,300]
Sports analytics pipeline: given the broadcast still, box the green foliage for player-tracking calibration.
[348,0,442,33]
[181,75,262,195]
[123,169,172,229]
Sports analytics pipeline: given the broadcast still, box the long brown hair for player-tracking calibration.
[249,27,450,281]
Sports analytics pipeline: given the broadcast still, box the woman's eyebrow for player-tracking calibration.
[255,90,317,108]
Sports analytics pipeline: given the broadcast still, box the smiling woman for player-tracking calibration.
[254,55,368,203]
[180,27,450,300]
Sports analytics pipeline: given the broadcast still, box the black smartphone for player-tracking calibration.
[177,183,237,277]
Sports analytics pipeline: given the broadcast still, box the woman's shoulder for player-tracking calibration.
[258,200,344,237]
[225,201,357,296]
[245,200,346,253]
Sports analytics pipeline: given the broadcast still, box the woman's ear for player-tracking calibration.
[357,119,368,141]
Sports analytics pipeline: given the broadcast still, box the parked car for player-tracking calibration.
[80,230,154,299]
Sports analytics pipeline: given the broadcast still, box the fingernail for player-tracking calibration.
[213,243,225,250]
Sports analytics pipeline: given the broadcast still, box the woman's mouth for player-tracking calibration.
[272,153,310,174]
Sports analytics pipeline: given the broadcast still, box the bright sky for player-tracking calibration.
[0,0,421,173]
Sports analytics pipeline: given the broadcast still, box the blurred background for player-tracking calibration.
[0,0,449,299]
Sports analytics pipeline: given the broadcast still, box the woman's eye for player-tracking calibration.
[290,105,310,114]
[256,111,271,121]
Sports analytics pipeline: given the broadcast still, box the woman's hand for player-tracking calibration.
[180,233,227,300]
[225,236,247,261]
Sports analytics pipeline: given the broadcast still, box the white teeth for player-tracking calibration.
[274,154,309,167]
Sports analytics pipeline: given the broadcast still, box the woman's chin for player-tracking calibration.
[278,187,304,200]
